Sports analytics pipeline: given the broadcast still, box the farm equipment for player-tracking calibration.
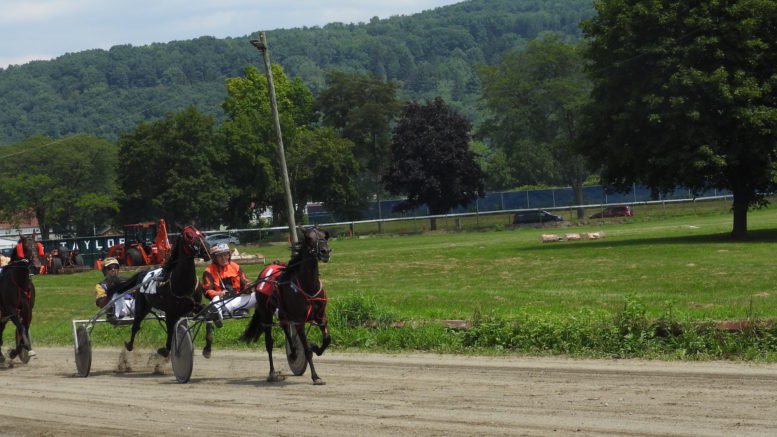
[41,246,91,274]
[107,219,171,266]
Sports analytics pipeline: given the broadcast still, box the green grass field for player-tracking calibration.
[12,201,777,359]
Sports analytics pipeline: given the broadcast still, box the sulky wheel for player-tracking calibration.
[285,325,307,376]
[74,325,92,377]
[171,319,194,384]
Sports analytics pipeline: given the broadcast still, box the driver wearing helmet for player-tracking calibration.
[202,243,252,323]
[95,257,135,322]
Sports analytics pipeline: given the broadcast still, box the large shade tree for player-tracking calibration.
[581,0,777,238]
[117,106,231,227]
[0,134,119,239]
[287,127,363,221]
[479,33,592,218]
[383,98,485,230]
[220,65,361,225]
[318,71,402,219]
[219,65,314,227]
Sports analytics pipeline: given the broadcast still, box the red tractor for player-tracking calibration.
[42,246,89,274]
[107,219,172,266]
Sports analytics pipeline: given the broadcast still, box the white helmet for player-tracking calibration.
[209,243,230,256]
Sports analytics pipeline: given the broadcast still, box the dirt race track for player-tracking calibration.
[1,348,777,436]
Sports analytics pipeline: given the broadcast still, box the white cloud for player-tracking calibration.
[0,0,95,25]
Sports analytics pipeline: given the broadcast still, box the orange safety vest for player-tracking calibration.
[202,262,247,300]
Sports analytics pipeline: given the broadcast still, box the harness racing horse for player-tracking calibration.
[0,235,41,363]
[124,226,210,357]
[240,226,332,385]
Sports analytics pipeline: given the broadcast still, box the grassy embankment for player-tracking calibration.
[17,200,777,360]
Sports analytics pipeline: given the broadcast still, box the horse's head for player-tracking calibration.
[300,226,332,263]
[179,226,211,261]
[13,233,42,273]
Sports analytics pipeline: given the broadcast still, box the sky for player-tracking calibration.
[0,0,463,69]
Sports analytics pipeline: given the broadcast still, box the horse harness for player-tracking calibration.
[0,260,33,322]
[256,264,328,325]
[286,276,327,325]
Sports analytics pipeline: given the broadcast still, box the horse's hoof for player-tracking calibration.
[124,342,134,352]
[8,349,17,359]
[157,348,170,358]
[0,354,5,364]
[202,348,211,359]
[313,378,326,386]
[267,372,285,382]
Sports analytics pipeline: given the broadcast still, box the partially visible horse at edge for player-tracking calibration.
[123,225,210,357]
[0,234,41,363]
[240,226,332,385]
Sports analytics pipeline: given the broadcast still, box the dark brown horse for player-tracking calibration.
[124,226,210,357]
[240,226,332,384]
[0,235,41,363]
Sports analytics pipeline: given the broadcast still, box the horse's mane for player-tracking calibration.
[162,236,183,271]
[282,241,306,276]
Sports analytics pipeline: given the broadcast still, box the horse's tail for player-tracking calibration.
[240,308,263,343]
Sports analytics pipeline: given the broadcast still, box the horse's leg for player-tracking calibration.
[0,320,6,363]
[14,322,30,355]
[310,323,331,357]
[7,315,25,360]
[202,322,213,359]
[158,317,175,358]
[17,312,31,352]
[298,326,324,385]
[281,323,297,361]
[26,284,35,356]
[124,297,150,352]
[263,311,283,382]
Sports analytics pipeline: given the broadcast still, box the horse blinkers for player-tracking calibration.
[305,227,331,263]
[17,236,42,273]
[181,226,210,261]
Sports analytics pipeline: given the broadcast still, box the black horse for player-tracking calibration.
[124,225,210,357]
[240,226,332,385]
[0,235,41,363]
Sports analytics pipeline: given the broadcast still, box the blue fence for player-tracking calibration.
[307,185,731,224]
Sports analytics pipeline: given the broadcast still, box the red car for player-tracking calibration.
[590,205,633,219]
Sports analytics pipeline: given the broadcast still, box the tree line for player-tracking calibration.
[0,0,596,145]
[0,67,484,238]
[2,0,776,238]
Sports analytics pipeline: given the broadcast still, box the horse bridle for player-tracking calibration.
[180,227,209,259]
[306,230,332,262]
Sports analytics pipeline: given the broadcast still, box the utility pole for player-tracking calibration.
[250,32,298,245]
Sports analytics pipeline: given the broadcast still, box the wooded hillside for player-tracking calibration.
[0,0,594,144]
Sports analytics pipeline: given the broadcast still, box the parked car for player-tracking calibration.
[205,233,240,247]
[590,205,634,219]
[512,209,564,225]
